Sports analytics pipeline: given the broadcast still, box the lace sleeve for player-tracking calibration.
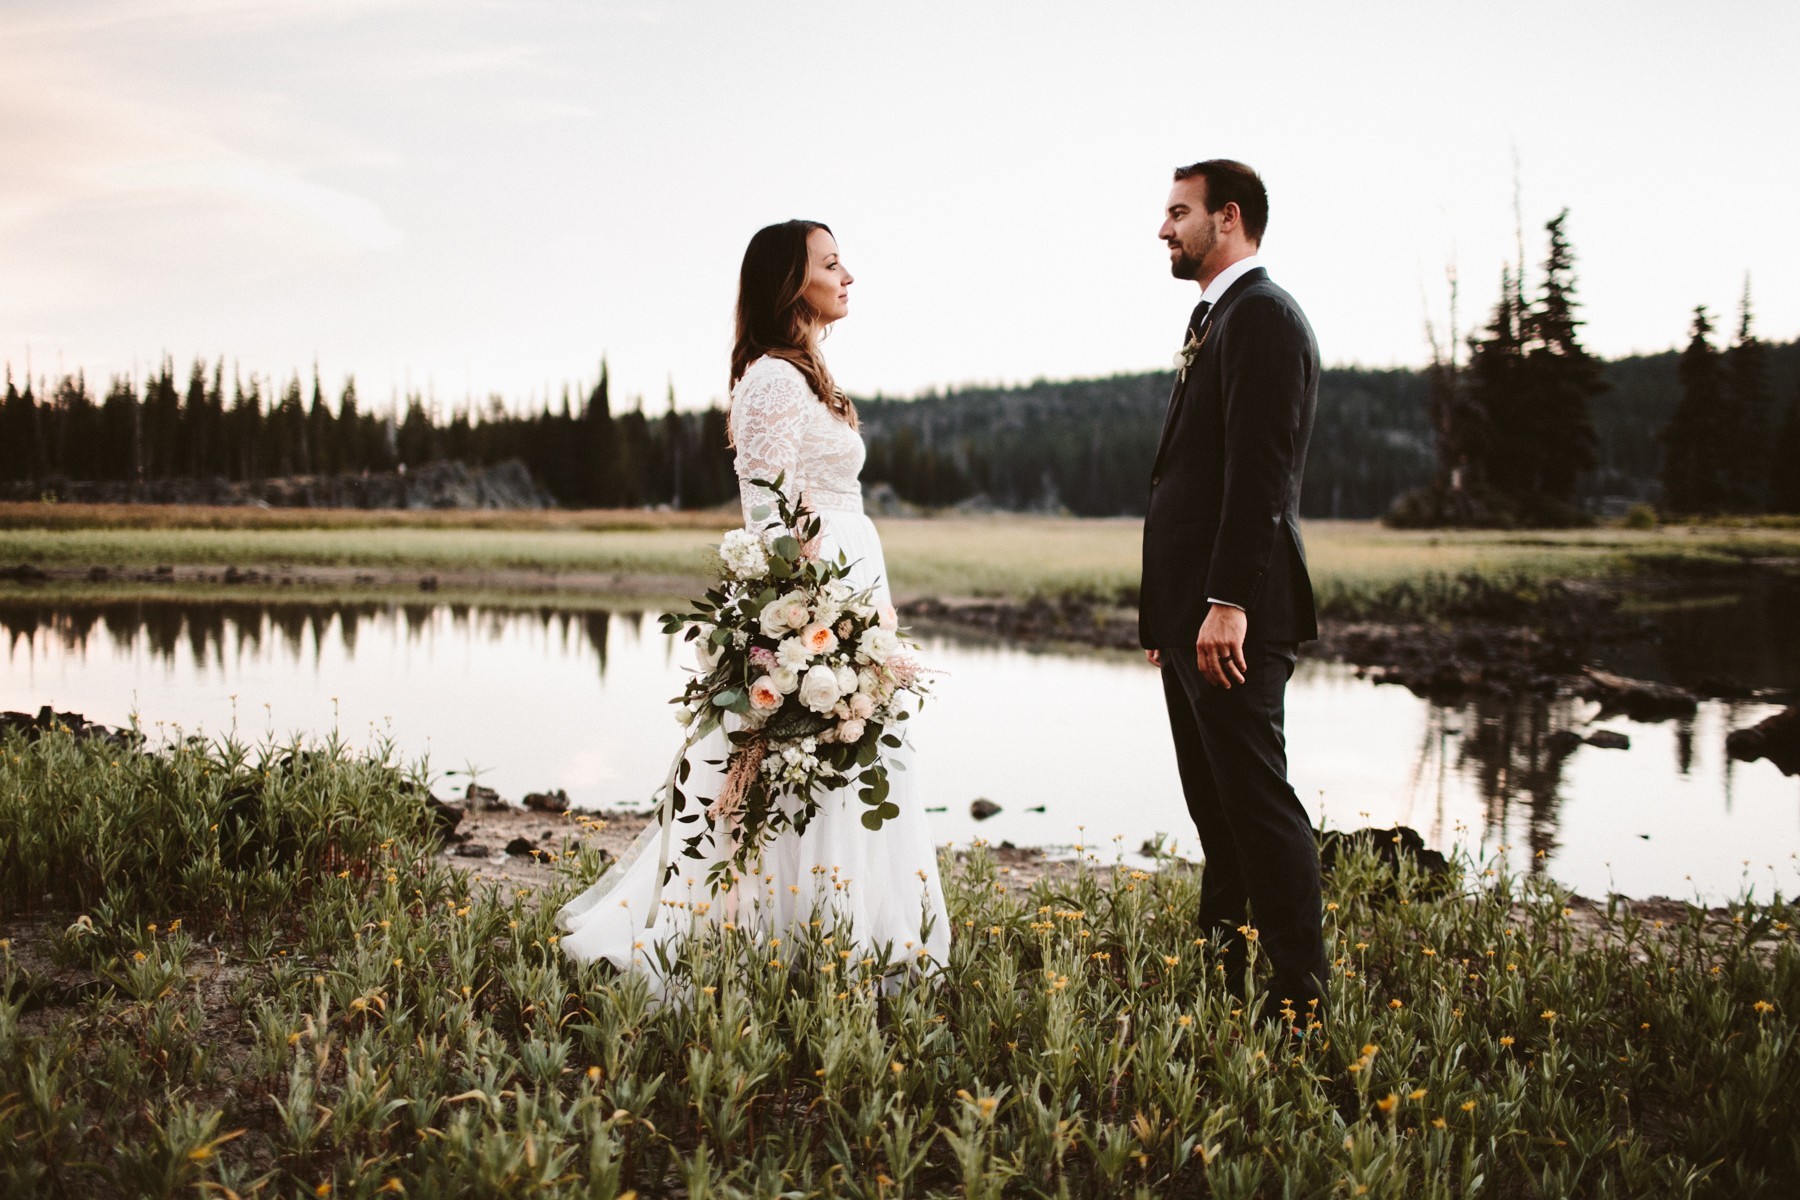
[730,361,812,531]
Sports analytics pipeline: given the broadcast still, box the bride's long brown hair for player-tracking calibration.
[729,219,857,434]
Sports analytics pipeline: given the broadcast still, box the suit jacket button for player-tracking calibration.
[1150,474,1161,487]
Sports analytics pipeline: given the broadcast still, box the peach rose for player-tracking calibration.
[748,676,784,713]
[798,621,839,657]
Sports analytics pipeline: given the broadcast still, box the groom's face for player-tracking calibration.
[1160,177,1221,282]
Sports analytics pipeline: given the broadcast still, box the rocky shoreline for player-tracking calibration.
[898,577,1800,776]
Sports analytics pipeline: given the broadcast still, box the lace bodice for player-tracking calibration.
[730,356,865,527]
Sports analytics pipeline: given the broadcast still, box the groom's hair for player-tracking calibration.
[1173,159,1268,245]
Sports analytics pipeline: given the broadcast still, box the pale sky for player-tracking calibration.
[4,0,1796,414]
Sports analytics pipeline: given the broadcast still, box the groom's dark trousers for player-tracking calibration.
[1140,266,1328,1014]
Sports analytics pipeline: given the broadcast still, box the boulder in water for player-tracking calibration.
[1727,707,1800,775]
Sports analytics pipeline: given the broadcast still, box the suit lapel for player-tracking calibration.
[1150,268,1268,476]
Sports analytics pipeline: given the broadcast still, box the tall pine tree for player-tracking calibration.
[1722,278,1772,512]
[575,359,618,507]
[1460,266,1526,508]
[1660,306,1726,514]
[308,366,336,477]
[1516,209,1604,518]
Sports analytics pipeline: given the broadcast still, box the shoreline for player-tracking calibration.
[444,800,1770,958]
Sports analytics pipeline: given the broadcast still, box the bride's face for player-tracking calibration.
[801,229,853,326]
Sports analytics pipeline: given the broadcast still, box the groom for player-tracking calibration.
[1140,159,1327,1024]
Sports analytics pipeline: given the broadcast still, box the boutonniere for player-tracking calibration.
[1176,324,1210,383]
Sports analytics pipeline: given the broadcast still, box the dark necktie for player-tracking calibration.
[1189,299,1213,336]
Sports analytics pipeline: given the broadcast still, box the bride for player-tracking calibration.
[555,220,951,990]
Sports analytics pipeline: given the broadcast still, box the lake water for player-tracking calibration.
[4,592,1796,903]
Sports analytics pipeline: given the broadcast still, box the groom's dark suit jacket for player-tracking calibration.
[1139,267,1320,649]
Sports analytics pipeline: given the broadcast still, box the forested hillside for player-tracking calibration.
[858,341,1798,518]
[859,367,1433,518]
[4,343,1794,516]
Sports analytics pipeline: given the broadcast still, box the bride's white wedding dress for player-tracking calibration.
[556,355,951,990]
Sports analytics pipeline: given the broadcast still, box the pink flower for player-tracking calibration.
[837,717,867,744]
[848,692,875,720]
[885,653,920,688]
[749,645,778,670]
[878,604,898,630]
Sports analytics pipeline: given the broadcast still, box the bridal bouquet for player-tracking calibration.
[653,474,926,889]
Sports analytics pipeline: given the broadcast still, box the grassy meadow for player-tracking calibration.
[3,502,1799,611]
[3,724,1797,1197]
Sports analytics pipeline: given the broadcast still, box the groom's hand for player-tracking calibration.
[1145,649,1162,667]
[1195,604,1248,689]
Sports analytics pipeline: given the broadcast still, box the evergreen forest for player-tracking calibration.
[4,211,1796,522]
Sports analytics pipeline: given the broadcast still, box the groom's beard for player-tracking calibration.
[1167,227,1214,280]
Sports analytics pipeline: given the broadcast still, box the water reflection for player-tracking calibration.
[3,592,1796,901]
[1,595,620,680]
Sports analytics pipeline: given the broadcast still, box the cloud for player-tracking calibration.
[0,27,401,253]
[99,157,403,251]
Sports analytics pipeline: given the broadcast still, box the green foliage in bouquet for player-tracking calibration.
[656,474,927,890]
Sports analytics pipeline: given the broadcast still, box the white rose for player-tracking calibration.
[878,604,899,631]
[798,663,843,714]
[837,717,867,744]
[833,664,857,694]
[778,591,812,630]
[747,676,784,713]
[769,666,799,694]
[857,668,879,695]
[857,627,898,664]
[759,597,794,639]
[776,636,811,671]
